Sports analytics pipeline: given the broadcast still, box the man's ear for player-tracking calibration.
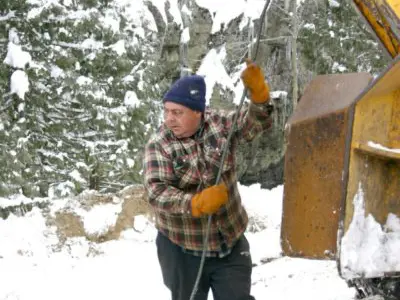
[192,110,201,118]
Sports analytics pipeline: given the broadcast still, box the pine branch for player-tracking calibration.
[0,96,14,112]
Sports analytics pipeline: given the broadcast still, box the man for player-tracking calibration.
[143,59,273,300]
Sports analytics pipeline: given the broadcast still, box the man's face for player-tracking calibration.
[163,101,202,138]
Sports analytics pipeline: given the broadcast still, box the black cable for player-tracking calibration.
[188,1,272,299]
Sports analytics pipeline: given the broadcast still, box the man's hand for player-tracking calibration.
[191,183,228,217]
[241,58,270,104]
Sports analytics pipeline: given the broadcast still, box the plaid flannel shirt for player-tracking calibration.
[144,101,273,257]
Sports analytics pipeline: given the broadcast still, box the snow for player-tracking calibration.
[124,91,141,108]
[4,31,32,100]
[82,203,122,237]
[271,90,288,99]
[149,0,168,25]
[100,10,120,33]
[195,0,246,33]
[0,194,35,208]
[1,0,269,105]
[195,0,266,34]
[328,0,341,7]
[1,1,398,298]
[0,209,58,259]
[76,75,93,85]
[10,70,30,99]
[0,11,15,21]
[332,62,347,72]
[0,184,357,300]
[181,27,190,44]
[50,65,65,78]
[48,181,75,198]
[168,0,183,26]
[124,0,182,28]
[340,183,400,279]
[81,38,103,50]
[182,4,192,18]
[197,47,235,105]
[69,169,85,183]
[109,40,126,56]
[368,141,400,154]
[303,23,316,30]
[3,42,32,69]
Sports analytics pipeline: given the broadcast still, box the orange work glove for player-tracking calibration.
[241,58,270,104]
[191,183,228,217]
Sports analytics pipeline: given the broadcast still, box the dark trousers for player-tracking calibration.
[156,232,256,300]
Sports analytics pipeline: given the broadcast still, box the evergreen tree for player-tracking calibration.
[0,0,162,197]
[298,0,388,76]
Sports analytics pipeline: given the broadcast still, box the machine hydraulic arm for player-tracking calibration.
[352,0,400,58]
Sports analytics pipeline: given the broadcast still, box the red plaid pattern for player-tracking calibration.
[144,102,273,253]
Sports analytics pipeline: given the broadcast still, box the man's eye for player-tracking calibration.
[171,111,183,117]
[164,110,184,117]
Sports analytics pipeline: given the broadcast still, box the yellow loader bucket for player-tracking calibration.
[338,56,400,278]
[281,72,372,259]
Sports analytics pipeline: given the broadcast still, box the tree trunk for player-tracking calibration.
[291,0,299,109]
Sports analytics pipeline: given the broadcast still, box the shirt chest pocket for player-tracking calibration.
[172,153,201,188]
[171,137,234,188]
[204,137,234,176]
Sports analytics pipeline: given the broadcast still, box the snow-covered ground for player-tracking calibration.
[0,184,357,300]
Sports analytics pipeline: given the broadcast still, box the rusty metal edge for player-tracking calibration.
[336,102,356,278]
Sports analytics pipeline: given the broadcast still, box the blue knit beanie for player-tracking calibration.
[163,75,206,113]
